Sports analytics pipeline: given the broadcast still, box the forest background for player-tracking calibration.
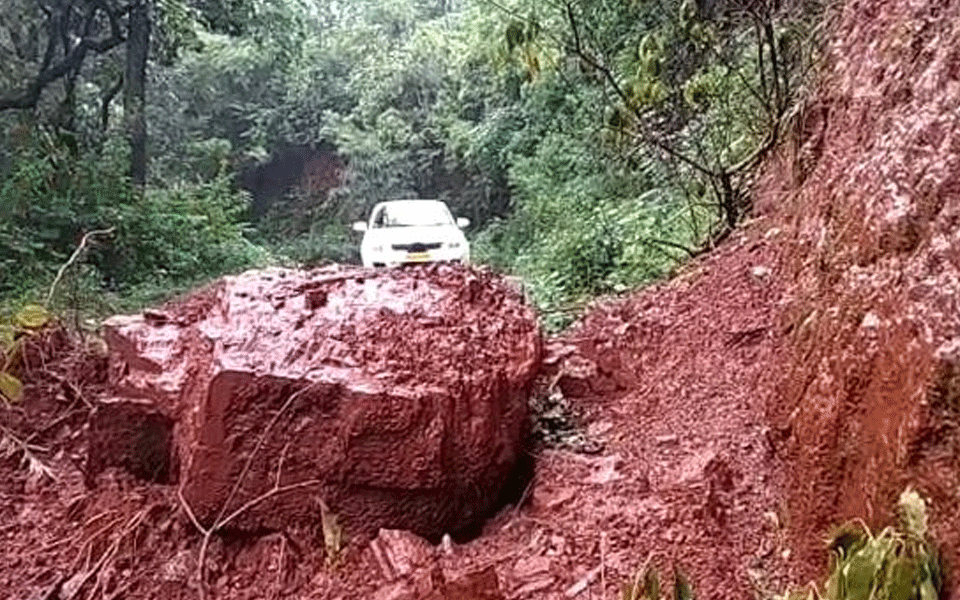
[0,0,825,329]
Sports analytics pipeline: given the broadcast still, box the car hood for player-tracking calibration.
[362,225,466,246]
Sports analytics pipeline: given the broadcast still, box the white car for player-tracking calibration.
[352,199,470,267]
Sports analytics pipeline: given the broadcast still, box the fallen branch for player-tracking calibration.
[179,479,325,600]
[177,383,324,600]
[64,507,149,600]
[45,227,116,307]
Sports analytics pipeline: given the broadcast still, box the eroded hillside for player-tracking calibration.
[756,0,960,582]
[1,0,959,598]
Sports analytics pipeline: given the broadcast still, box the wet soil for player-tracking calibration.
[0,232,800,600]
[5,0,960,594]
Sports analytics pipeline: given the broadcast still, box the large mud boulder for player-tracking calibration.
[95,264,540,541]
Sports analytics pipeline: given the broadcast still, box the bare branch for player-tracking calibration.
[100,72,122,130]
[0,0,127,112]
[45,227,115,306]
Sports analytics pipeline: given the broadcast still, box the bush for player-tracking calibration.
[0,134,267,300]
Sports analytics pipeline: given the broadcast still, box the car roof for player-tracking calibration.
[374,199,446,208]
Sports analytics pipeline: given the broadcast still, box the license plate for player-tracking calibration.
[407,252,430,262]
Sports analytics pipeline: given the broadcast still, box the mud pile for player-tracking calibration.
[756,0,960,579]
[92,263,540,541]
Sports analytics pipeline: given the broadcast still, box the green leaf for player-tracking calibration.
[644,566,660,600]
[15,304,51,329]
[0,372,23,403]
[841,549,882,600]
[674,568,694,600]
[884,554,919,600]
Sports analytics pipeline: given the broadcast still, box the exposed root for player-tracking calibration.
[63,506,151,600]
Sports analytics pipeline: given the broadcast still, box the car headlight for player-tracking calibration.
[445,242,462,249]
[371,245,384,253]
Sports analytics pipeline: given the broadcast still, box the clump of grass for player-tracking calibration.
[622,562,695,600]
[778,487,943,600]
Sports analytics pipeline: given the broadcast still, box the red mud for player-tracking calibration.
[755,0,960,588]
[3,0,960,596]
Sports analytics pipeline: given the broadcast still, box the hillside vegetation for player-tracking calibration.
[1,0,823,325]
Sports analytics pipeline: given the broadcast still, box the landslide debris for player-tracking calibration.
[93,263,541,542]
[754,0,960,581]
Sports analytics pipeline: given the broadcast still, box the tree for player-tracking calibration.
[124,0,149,185]
[0,0,127,113]
[492,0,822,241]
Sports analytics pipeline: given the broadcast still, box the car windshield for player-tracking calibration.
[372,202,453,228]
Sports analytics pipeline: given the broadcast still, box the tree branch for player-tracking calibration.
[564,2,717,177]
[0,0,127,112]
[100,72,122,130]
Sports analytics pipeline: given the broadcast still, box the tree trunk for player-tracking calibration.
[124,0,150,187]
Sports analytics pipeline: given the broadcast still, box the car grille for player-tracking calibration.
[392,242,443,252]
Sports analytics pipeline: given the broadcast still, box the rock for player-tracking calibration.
[586,420,613,438]
[370,529,435,581]
[564,565,600,597]
[510,577,555,598]
[512,555,552,579]
[373,580,418,600]
[95,264,541,541]
[429,566,505,600]
[584,454,624,485]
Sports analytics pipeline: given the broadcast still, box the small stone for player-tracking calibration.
[586,420,613,438]
[861,311,880,329]
[440,534,454,555]
[511,577,555,598]
[655,434,679,445]
[513,555,552,579]
[369,529,435,581]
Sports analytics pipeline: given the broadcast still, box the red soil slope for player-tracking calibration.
[756,0,960,584]
[2,0,959,597]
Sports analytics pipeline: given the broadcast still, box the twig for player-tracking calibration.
[177,383,323,600]
[45,227,115,307]
[0,422,49,454]
[218,383,317,524]
[219,479,324,531]
[179,479,325,600]
[69,514,126,572]
[28,405,87,444]
[47,371,95,409]
[64,508,148,600]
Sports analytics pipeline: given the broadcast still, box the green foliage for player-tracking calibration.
[471,71,705,329]
[0,133,265,300]
[3,0,825,331]
[776,489,943,600]
[820,489,941,600]
[0,303,52,404]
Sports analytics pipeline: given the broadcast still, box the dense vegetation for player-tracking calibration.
[0,0,824,326]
